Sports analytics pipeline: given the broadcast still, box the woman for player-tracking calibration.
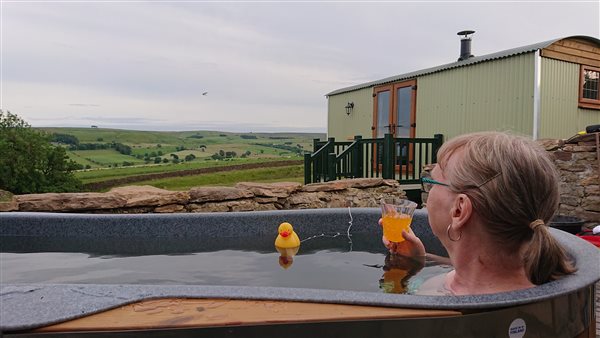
[385,131,575,295]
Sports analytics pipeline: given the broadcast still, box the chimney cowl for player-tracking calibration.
[457,30,475,61]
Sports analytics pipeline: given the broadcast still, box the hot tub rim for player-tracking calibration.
[1,209,599,332]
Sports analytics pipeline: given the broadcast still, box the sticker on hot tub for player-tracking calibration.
[508,318,526,338]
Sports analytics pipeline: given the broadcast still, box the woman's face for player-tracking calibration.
[426,160,457,239]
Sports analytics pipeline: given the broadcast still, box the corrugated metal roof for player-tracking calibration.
[326,35,600,97]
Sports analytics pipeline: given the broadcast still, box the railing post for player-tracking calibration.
[352,135,363,178]
[432,134,444,163]
[383,133,394,179]
[304,154,312,184]
[327,137,335,155]
[327,153,337,181]
[313,138,321,152]
[325,137,335,181]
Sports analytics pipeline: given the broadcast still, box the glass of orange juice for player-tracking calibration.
[380,198,417,243]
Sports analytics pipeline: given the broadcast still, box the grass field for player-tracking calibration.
[68,149,147,168]
[37,127,324,189]
[134,165,304,191]
[75,158,297,184]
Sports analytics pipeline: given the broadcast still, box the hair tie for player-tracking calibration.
[529,219,545,231]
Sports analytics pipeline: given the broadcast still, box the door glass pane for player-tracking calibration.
[376,91,390,138]
[396,86,412,163]
[396,86,411,138]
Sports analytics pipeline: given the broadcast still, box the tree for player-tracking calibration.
[51,133,79,145]
[0,111,82,194]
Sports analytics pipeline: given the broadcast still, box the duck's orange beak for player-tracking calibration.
[280,230,290,237]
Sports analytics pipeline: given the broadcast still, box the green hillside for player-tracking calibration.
[36,127,325,189]
[38,127,324,146]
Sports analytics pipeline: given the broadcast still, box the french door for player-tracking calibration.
[372,80,417,173]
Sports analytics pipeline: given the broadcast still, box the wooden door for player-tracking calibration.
[373,80,417,175]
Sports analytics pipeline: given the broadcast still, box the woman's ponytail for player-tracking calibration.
[523,220,576,285]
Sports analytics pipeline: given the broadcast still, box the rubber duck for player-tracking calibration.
[275,222,301,248]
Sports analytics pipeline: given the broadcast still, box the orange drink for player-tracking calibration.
[380,198,417,243]
[381,213,413,242]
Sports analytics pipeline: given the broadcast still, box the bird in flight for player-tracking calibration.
[202,92,208,96]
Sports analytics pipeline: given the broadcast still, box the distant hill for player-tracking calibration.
[37,127,326,145]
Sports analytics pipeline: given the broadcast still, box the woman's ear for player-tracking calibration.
[450,193,473,229]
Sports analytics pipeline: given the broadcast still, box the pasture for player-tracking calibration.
[39,127,324,189]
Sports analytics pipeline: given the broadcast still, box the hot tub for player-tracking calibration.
[1,209,598,337]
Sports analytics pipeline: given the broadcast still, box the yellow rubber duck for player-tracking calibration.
[275,222,301,248]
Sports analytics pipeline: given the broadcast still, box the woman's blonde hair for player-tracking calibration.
[437,131,575,284]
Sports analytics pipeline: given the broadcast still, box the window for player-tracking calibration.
[579,65,600,109]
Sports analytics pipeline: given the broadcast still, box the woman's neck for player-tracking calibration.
[446,241,533,295]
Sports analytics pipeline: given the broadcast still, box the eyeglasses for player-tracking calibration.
[421,172,502,193]
[421,176,449,193]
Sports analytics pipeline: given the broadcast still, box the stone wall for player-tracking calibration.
[543,133,599,227]
[1,135,597,226]
[0,178,405,213]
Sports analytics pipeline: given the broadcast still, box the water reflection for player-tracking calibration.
[275,245,300,269]
[378,253,424,294]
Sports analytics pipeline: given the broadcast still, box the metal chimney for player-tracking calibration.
[457,30,475,61]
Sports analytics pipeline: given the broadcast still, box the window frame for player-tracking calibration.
[578,64,600,110]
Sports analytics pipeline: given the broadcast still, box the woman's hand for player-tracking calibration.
[379,219,426,257]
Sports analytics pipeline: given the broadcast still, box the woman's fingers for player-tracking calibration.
[382,235,396,251]
[401,230,426,256]
[402,230,417,241]
[382,230,426,257]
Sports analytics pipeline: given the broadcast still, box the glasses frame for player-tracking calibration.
[421,176,449,193]
[421,171,502,193]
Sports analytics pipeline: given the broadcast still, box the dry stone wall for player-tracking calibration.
[0,178,405,213]
[542,133,599,227]
[1,135,597,226]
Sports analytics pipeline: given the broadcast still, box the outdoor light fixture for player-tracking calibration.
[345,102,354,116]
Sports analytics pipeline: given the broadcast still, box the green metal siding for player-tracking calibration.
[415,53,535,141]
[540,58,600,139]
[326,53,600,142]
[327,87,373,140]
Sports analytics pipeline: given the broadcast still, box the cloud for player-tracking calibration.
[68,103,100,107]
[2,2,598,132]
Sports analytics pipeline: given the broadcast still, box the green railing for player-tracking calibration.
[304,134,443,185]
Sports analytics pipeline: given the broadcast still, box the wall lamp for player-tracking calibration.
[345,102,354,116]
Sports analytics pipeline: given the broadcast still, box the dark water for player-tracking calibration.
[1,234,451,294]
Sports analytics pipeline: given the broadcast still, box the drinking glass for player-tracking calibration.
[380,198,417,243]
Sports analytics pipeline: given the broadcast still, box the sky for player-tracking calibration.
[1,1,599,133]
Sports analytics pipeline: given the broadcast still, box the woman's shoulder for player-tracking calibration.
[412,272,453,296]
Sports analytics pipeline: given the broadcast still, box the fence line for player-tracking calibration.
[304,134,443,185]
